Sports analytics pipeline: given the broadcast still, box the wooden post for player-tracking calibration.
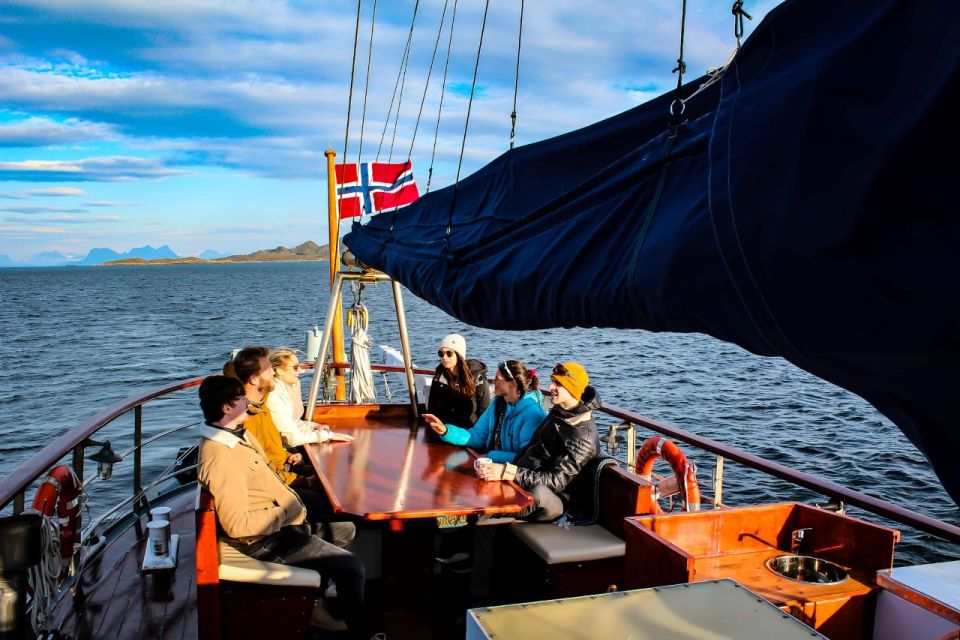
[325,149,347,400]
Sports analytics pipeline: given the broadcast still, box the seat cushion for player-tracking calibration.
[512,523,625,564]
[217,540,322,588]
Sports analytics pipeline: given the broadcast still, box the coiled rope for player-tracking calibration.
[28,512,62,632]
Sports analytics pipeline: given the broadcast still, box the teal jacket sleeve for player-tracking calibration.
[485,396,545,464]
[440,400,495,448]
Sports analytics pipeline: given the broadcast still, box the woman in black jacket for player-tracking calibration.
[426,334,491,427]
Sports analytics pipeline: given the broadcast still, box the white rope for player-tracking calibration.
[350,326,376,404]
[27,512,61,632]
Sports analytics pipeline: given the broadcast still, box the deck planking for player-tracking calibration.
[50,489,198,640]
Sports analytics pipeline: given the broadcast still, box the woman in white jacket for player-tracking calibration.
[268,348,353,446]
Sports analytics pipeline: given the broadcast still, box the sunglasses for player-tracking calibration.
[438,349,456,358]
[552,363,569,377]
[498,361,515,381]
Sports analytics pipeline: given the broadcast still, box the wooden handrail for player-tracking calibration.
[0,375,205,509]
[2,366,957,545]
[599,403,960,544]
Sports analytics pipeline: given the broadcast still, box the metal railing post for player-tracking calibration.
[72,444,85,542]
[13,491,24,515]
[133,405,143,499]
[391,280,419,419]
[625,422,637,471]
[306,272,345,418]
[714,455,724,506]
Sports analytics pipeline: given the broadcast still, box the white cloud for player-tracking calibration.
[4,213,122,224]
[0,115,116,146]
[0,157,189,181]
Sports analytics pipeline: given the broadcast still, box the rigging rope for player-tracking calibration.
[377,0,420,162]
[355,0,378,168]
[339,0,364,222]
[732,0,752,49]
[509,0,525,150]
[443,0,491,254]
[28,512,61,632]
[426,0,459,193]
[670,0,688,118]
[406,0,451,162]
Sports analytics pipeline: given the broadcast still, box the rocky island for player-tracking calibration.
[103,241,330,265]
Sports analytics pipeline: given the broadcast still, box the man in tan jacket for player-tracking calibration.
[198,375,365,634]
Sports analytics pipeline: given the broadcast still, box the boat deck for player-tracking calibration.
[50,489,198,640]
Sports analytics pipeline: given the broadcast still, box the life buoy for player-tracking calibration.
[636,436,701,513]
[31,465,82,565]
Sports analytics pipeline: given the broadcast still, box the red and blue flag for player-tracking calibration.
[334,161,419,219]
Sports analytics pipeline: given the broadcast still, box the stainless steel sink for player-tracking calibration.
[765,555,848,584]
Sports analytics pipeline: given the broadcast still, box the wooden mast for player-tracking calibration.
[325,148,347,400]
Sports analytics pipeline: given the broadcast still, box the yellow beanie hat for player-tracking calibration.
[551,361,589,401]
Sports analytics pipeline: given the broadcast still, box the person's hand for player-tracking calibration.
[422,413,447,436]
[327,431,355,442]
[286,453,303,466]
[312,422,331,431]
[477,461,505,482]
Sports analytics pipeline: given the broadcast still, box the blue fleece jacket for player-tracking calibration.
[439,390,546,463]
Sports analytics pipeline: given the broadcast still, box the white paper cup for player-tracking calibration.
[149,506,172,521]
[474,457,492,472]
[147,519,170,557]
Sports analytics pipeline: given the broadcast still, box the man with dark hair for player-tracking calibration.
[197,375,366,634]
[478,361,600,521]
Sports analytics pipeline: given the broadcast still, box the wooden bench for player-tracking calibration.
[494,464,652,601]
[195,488,322,639]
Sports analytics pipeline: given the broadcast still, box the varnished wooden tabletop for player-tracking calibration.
[304,408,531,520]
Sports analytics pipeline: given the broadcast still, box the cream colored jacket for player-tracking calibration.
[265,379,330,447]
[197,425,306,544]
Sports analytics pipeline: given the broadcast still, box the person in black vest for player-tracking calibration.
[426,334,490,427]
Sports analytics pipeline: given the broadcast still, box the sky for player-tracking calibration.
[0,0,777,261]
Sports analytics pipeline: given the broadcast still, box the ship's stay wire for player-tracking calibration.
[509,0,524,149]
[356,0,378,225]
[338,0,364,221]
[377,0,420,162]
[443,0,491,255]
[426,0,459,194]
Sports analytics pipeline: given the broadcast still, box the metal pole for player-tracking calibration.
[325,149,347,400]
[13,491,24,515]
[714,455,724,506]
[391,280,419,418]
[72,444,85,542]
[626,423,637,472]
[133,405,143,500]
[306,272,345,419]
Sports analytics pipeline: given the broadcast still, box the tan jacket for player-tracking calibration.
[197,425,306,544]
[244,393,297,485]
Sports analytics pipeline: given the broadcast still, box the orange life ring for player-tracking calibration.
[636,437,701,513]
[31,464,82,564]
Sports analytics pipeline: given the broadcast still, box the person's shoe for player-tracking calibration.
[434,551,470,564]
[310,601,348,631]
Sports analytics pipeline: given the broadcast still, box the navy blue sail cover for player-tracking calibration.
[345,0,960,504]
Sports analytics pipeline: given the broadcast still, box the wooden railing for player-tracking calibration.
[2,365,958,545]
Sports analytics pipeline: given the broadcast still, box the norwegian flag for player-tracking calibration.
[334,161,420,219]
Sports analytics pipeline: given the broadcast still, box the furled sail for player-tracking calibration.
[344,0,960,503]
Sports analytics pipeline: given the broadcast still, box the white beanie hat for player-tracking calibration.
[439,334,466,360]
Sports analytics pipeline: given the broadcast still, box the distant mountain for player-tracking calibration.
[22,251,71,266]
[75,244,180,266]
[225,241,329,262]
[103,241,330,266]
[197,249,229,259]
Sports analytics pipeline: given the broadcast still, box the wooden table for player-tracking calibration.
[303,407,531,521]
[303,406,532,636]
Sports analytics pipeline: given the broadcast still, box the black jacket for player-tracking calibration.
[513,386,601,494]
[426,359,490,427]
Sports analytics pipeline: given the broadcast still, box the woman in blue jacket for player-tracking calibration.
[423,360,545,463]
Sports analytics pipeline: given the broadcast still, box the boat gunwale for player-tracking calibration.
[2,365,958,546]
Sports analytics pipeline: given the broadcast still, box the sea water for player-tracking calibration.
[0,262,956,565]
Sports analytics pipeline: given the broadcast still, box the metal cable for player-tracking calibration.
[377,0,420,162]
[356,0,378,224]
[426,0,459,193]
[406,0,450,162]
[339,0,364,220]
[509,0,525,149]
[732,0,752,49]
[443,0,491,254]
[670,0,688,118]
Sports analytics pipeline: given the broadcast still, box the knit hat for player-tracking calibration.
[439,334,466,360]
[551,361,589,401]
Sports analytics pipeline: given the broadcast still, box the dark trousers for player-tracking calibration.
[236,524,366,636]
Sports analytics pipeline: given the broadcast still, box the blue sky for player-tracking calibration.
[0,0,775,260]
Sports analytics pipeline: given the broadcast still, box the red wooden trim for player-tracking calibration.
[195,487,221,640]
[599,403,960,544]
